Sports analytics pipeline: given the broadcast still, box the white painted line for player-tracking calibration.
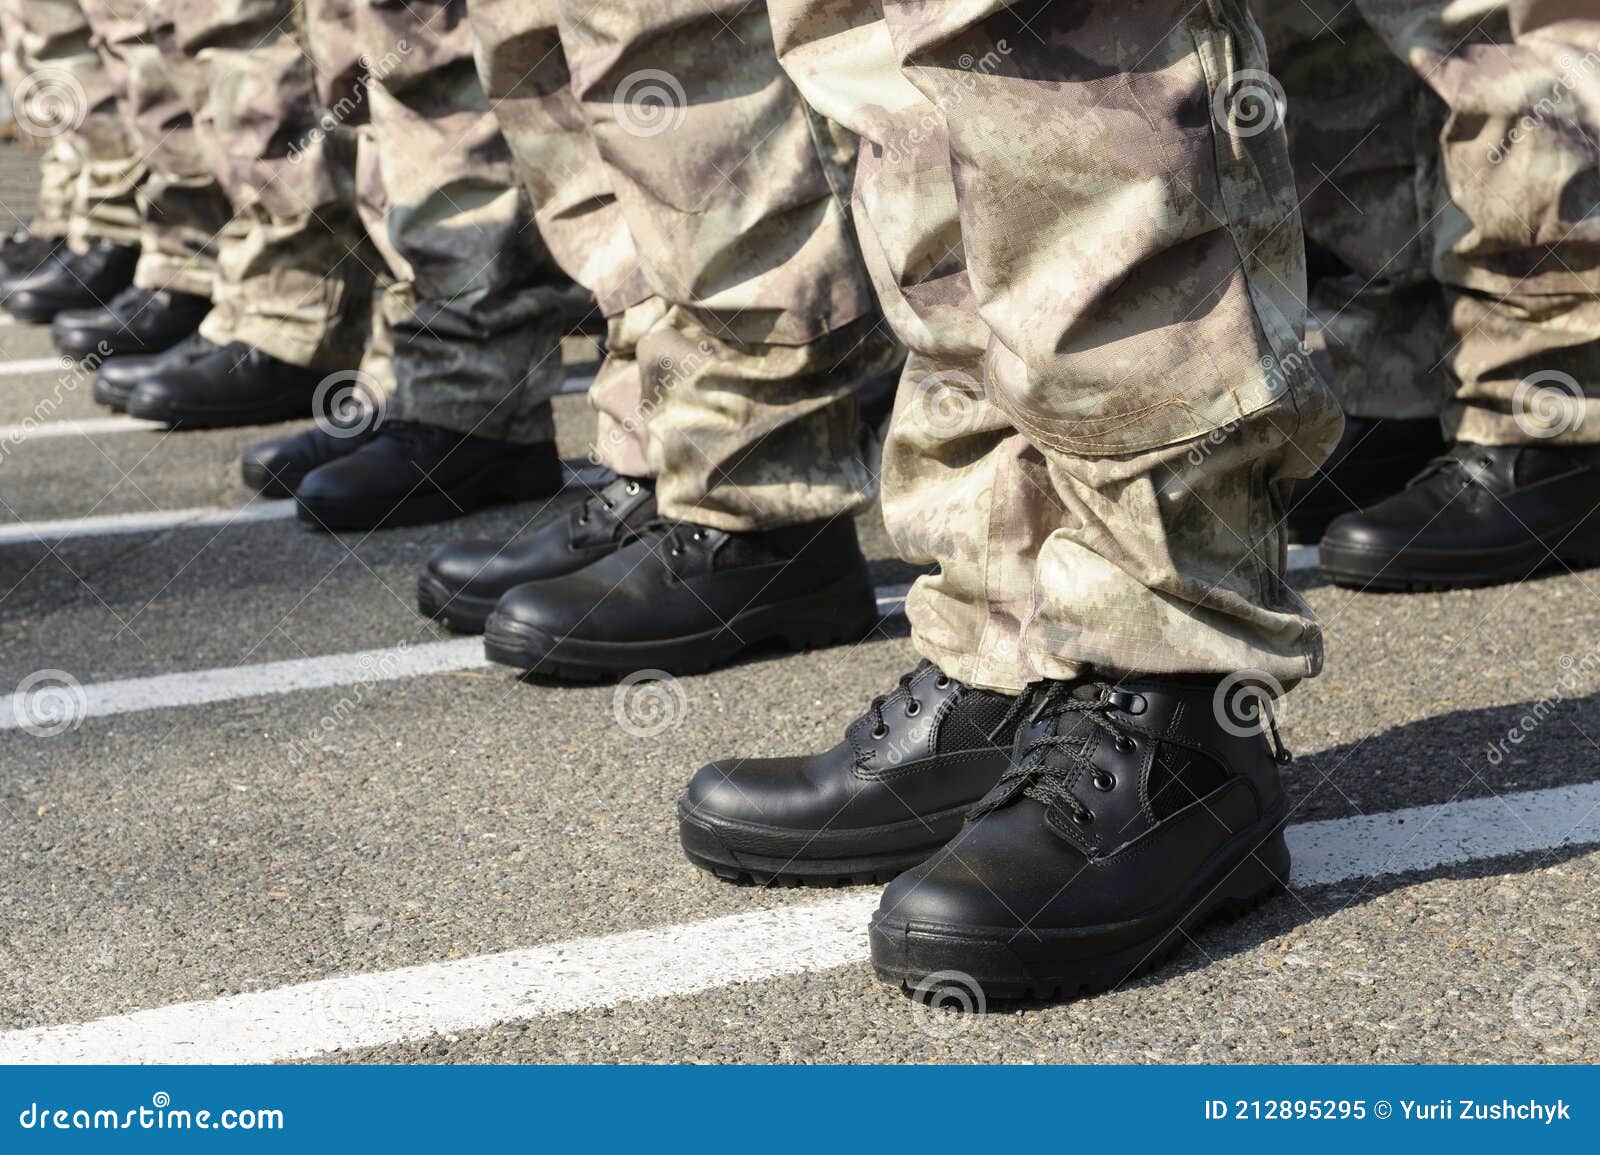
[0,637,489,731]
[0,414,163,442]
[1288,778,1600,887]
[0,356,65,377]
[0,580,911,728]
[0,499,296,546]
[0,896,882,1064]
[3,779,1594,1063]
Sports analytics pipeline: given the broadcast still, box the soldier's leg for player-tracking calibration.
[0,8,71,279]
[1320,1,1600,589]
[416,0,667,635]
[124,0,379,429]
[53,0,227,362]
[292,0,579,532]
[481,0,903,679]
[1259,0,1453,540]
[0,0,140,322]
[683,0,1343,996]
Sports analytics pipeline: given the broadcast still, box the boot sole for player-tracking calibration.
[1320,531,1600,591]
[416,571,498,635]
[296,456,564,533]
[677,798,973,887]
[91,375,133,414]
[482,572,879,681]
[869,811,1290,1002]
[125,394,316,430]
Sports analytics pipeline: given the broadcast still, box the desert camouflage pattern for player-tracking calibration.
[1,0,142,249]
[345,0,585,445]
[771,0,1343,692]
[0,8,77,240]
[168,0,372,369]
[77,0,233,297]
[1264,0,1600,445]
[554,0,902,529]
[468,0,655,473]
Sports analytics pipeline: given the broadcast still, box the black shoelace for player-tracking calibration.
[862,663,948,740]
[971,680,1290,826]
[970,682,1132,826]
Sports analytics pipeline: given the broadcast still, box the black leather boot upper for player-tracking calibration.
[1,242,138,322]
[679,660,1022,883]
[871,676,1291,997]
[295,421,563,531]
[1286,416,1446,543]
[419,473,656,633]
[92,333,216,411]
[1319,441,1600,589]
[0,225,62,281]
[484,514,879,678]
[241,423,380,498]
[52,285,209,360]
[125,340,322,427]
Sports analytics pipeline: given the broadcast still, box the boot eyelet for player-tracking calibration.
[577,515,589,526]
[1114,735,1135,753]
[1071,809,1094,826]
[670,548,681,557]
[1092,770,1116,792]
[934,675,950,690]
[871,724,888,740]
[691,531,703,542]
[904,700,920,717]
[625,481,639,495]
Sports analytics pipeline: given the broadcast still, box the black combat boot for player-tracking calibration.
[125,340,322,427]
[0,222,62,283]
[679,661,1022,884]
[1,241,138,322]
[871,675,1292,999]
[91,333,216,412]
[1319,441,1600,589]
[418,473,656,633]
[240,424,381,498]
[294,421,563,531]
[484,514,878,679]
[52,285,209,361]
[1285,416,1446,543]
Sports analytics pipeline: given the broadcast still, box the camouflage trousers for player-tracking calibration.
[0,0,142,250]
[77,0,233,297]
[1263,0,1600,446]
[0,8,76,240]
[772,0,1343,692]
[468,0,657,473]
[341,0,589,445]
[551,0,903,530]
[168,0,374,369]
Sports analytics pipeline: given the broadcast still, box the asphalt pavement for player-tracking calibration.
[0,140,1595,1065]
